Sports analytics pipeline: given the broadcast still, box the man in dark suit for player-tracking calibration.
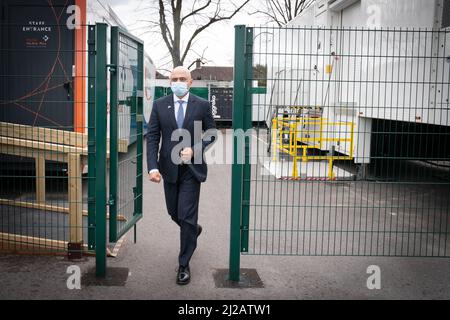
[146,66,217,285]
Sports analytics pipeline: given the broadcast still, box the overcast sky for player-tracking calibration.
[103,0,261,73]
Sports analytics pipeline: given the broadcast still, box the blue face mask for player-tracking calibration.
[171,82,189,97]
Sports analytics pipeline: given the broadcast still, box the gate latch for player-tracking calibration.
[108,196,115,206]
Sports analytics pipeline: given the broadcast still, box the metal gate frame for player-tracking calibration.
[108,26,144,244]
[88,23,144,277]
[230,25,253,281]
[229,25,450,282]
[88,23,108,277]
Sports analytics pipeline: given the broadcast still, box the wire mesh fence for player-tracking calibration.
[0,12,93,256]
[0,8,144,263]
[235,26,450,257]
[109,27,144,243]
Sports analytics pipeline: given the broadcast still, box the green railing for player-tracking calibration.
[230,25,450,281]
[0,18,97,258]
[93,23,108,277]
[0,19,145,278]
[93,24,145,277]
[108,27,144,245]
[155,86,209,100]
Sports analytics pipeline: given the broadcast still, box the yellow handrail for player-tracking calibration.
[271,116,355,180]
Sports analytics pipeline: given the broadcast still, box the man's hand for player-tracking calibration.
[180,147,194,163]
[148,171,162,183]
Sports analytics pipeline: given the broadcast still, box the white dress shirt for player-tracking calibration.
[149,93,190,175]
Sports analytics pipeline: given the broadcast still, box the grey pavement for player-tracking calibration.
[1,151,450,299]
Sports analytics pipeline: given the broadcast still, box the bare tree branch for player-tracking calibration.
[249,9,282,27]
[159,0,174,53]
[180,0,250,64]
[182,0,212,23]
[131,0,253,68]
[143,0,251,68]
[250,0,315,26]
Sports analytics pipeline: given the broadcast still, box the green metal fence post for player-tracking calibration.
[229,25,246,282]
[95,23,108,278]
[109,26,119,243]
[87,25,96,251]
[241,27,253,253]
[135,41,144,222]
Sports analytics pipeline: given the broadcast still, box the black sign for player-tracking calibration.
[210,87,233,121]
[1,0,75,130]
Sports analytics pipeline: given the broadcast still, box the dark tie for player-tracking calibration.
[177,100,184,128]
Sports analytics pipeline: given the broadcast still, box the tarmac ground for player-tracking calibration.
[1,133,450,300]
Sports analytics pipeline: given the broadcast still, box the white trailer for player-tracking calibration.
[85,1,156,140]
[266,0,450,165]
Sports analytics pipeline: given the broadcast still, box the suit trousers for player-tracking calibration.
[163,164,201,268]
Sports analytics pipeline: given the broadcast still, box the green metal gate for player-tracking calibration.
[108,27,144,244]
[230,25,450,281]
[92,24,144,276]
[0,20,144,277]
[154,86,209,101]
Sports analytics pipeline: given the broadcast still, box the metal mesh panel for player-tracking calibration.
[109,28,144,242]
[240,26,450,257]
[0,1,95,256]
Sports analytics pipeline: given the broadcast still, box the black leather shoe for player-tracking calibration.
[197,224,203,238]
[177,266,190,285]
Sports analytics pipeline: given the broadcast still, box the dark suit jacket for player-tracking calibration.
[146,94,217,184]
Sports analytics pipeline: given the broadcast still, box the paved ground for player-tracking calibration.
[1,138,450,300]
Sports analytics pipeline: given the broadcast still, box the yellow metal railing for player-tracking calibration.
[271,117,355,180]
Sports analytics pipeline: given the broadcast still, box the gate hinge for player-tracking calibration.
[107,64,117,74]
